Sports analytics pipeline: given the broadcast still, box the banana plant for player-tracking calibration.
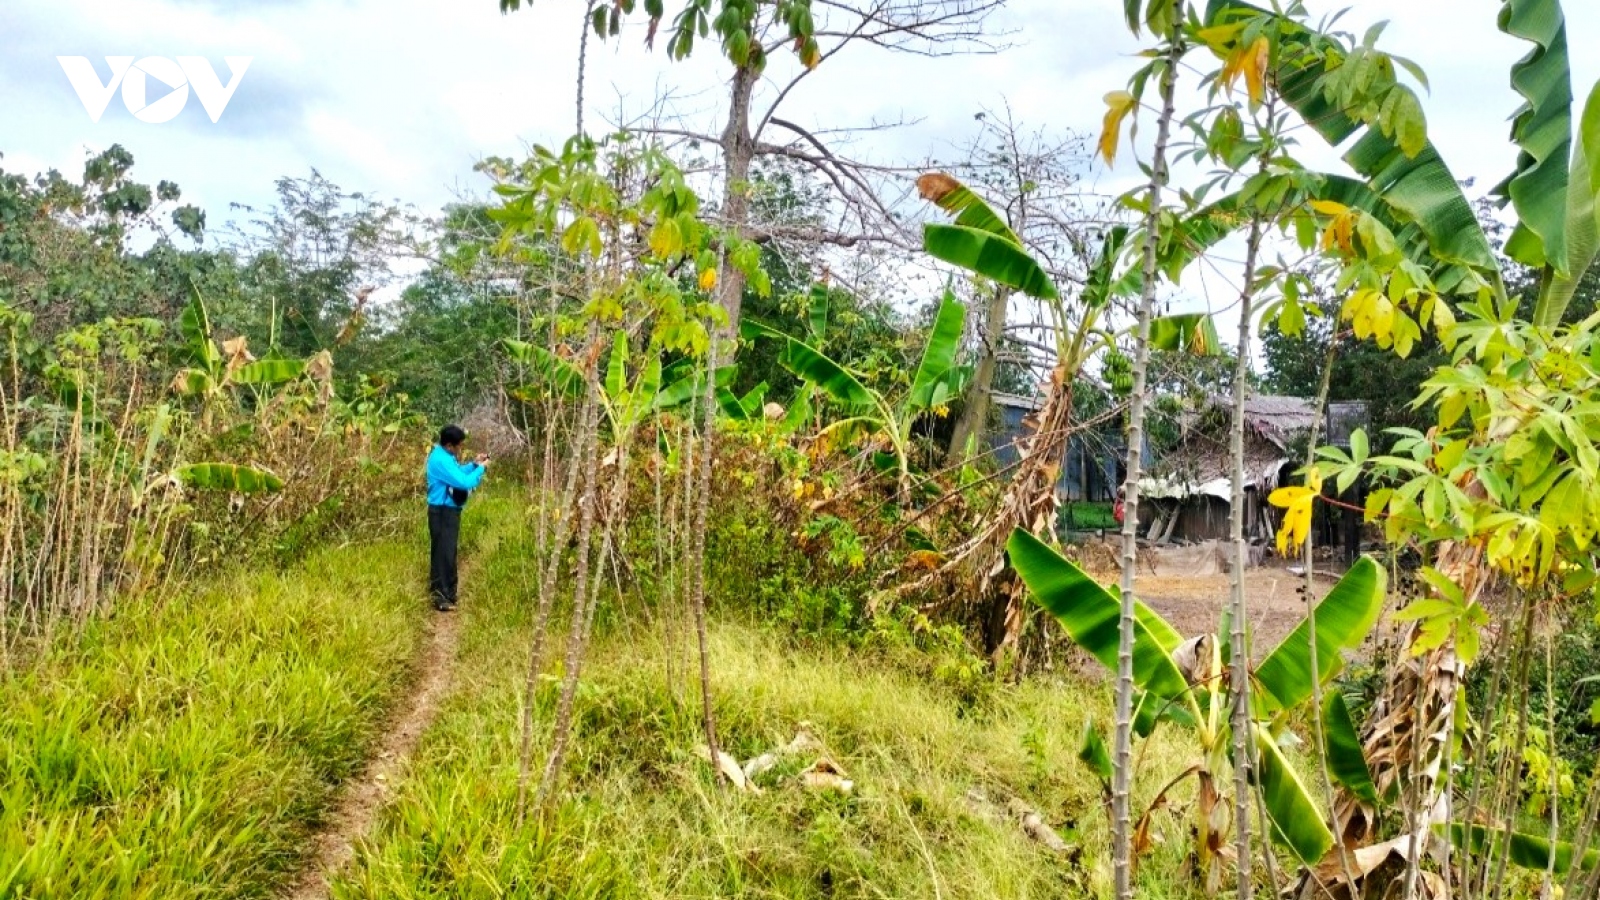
[898,170,1227,666]
[741,288,970,504]
[172,289,319,400]
[1007,527,1386,879]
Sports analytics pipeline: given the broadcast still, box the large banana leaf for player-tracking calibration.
[806,283,830,341]
[1441,822,1600,874]
[504,339,586,398]
[1255,557,1386,711]
[781,339,878,410]
[1082,226,1131,308]
[918,174,1022,245]
[1206,1,1500,283]
[740,317,803,369]
[1148,313,1223,356]
[906,292,968,414]
[1079,719,1113,784]
[604,331,628,400]
[924,224,1059,301]
[1322,691,1380,805]
[232,358,306,386]
[1496,0,1574,274]
[179,288,221,372]
[1255,723,1336,864]
[175,462,284,494]
[653,364,736,411]
[739,382,768,416]
[715,382,769,421]
[1535,79,1600,327]
[779,383,814,434]
[716,386,749,420]
[634,356,663,411]
[1008,529,1192,706]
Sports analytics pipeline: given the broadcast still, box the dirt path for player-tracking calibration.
[283,604,461,900]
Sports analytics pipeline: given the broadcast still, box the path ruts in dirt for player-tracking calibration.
[283,602,462,900]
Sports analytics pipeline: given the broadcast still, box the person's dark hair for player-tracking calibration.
[439,424,467,448]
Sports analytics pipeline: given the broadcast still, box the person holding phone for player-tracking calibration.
[425,424,488,611]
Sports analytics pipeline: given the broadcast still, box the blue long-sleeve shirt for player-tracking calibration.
[426,444,486,508]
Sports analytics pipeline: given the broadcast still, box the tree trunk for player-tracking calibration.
[1113,6,1184,897]
[948,286,1012,463]
[717,62,758,331]
[684,58,758,782]
[980,374,1075,661]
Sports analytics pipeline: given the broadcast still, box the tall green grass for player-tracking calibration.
[329,505,1206,900]
[0,506,495,899]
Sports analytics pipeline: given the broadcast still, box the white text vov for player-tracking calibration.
[58,57,252,124]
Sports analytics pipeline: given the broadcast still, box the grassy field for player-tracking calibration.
[1,493,1248,899]
[328,503,1207,900]
[0,511,493,900]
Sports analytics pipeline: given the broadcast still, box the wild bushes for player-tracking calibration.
[0,295,420,666]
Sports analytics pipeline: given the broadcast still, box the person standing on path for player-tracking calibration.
[425,424,488,612]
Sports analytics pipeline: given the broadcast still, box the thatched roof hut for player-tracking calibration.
[1138,394,1321,545]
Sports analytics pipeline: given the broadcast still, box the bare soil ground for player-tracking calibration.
[1076,544,1350,650]
[283,607,461,900]
[1135,566,1337,649]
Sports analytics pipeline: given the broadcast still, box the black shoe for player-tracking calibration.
[434,601,452,612]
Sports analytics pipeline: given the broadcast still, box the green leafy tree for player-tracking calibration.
[224,171,416,364]
[0,146,216,341]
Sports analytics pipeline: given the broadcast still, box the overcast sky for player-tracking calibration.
[3,0,1597,348]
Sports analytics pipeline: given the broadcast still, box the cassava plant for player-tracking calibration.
[1194,0,1600,893]
[492,132,765,804]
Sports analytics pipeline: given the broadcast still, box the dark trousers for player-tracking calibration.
[428,504,462,608]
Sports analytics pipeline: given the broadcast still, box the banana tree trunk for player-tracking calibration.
[1304,496,1479,898]
[981,370,1075,659]
[948,286,1013,464]
[1333,542,1475,853]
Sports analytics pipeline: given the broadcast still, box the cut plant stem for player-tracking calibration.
[515,367,599,825]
